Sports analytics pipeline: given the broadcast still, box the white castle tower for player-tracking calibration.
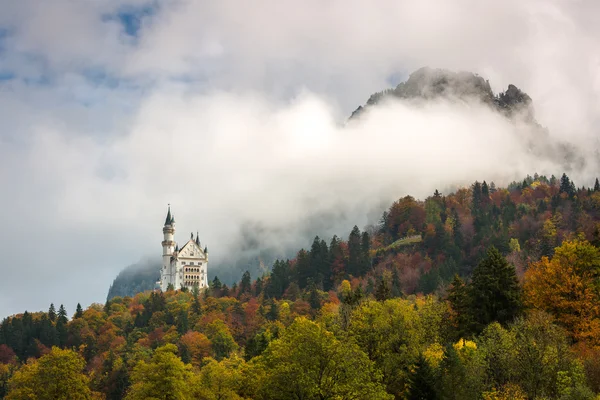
[158,206,209,291]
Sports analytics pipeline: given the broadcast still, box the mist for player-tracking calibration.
[0,0,599,318]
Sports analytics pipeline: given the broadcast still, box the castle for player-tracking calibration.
[158,206,209,291]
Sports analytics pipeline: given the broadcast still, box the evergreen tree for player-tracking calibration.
[191,287,202,315]
[267,260,291,298]
[266,299,279,321]
[470,247,522,332]
[407,353,439,400]
[48,304,56,322]
[254,277,263,296]
[308,285,321,310]
[221,285,230,297]
[211,276,222,291]
[74,303,83,319]
[347,226,362,277]
[471,181,482,211]
[560,173,572,195]
[447,274,473,339]
[309,236,329,288]
[374,278,391,302]
[451,208,463,249]
[57,305,68,324]
[595,178,600,192]
[239,270,252,296]
[295,249,312,289]
[482,181,490,198]
[56,305,68,347]
[360,231,371,275]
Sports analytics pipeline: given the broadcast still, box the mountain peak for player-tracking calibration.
[351,67,534,120]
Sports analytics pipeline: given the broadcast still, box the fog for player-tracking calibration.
[0,0,599,318]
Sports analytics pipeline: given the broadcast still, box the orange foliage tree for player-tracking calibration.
[524,239,600,346]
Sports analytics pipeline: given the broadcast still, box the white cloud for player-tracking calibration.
[0,0,599,317]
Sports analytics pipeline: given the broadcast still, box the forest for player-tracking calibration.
[2,172,600,399]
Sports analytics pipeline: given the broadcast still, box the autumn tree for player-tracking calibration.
[255,317,391,400]
[206,320,238,360]
[6,347,93,400]
[191,357,244,400]
[524,239,600,345]
[125,344,193,400]
[179,331,212,367]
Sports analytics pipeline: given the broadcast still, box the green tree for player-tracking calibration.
[256,317,391,400]
[191,357,244,400]
[206,320,238,361]
[470,247,521,332]
[375,278,391,302]
[7,347,93,400]
[348,225,362,277]
[447,275,473,339]
[48,304,56,322]
[239,271,252,296]
[74,303,83,319]
[56,305,68,347]
[125,343,193,400]
[407,353,439,400]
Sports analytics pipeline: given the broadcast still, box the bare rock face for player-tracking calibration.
[351,67,533,120]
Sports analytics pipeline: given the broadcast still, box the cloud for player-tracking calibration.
[0,0,599,318]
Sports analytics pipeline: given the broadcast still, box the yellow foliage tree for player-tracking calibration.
[6,347,93,400]
[524,239,600,346]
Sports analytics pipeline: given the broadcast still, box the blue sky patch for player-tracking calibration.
[0,71,15,81]
[103,3,158,38]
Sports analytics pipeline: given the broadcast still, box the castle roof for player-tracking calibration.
[164,206,173,225]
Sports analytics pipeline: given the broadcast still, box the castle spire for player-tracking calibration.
[195,232,200,246]
[164,204,172,226]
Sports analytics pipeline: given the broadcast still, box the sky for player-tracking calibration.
[0,0,599,318]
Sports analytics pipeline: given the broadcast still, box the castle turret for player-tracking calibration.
[162,205,176,255]
[160,206,176,291]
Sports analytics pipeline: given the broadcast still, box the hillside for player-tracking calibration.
[2,173,600,399]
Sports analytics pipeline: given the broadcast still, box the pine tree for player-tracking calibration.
[360,231,371,275]
[239,270,252,296]
[191,288,202,315]
[470,247,521,332]
[482,181,490,198]
[471,181,482,211]
[347,226,362,277]
[560,173,571,194]
[595,178,600,192]
[74,303,83,319]
[408,353,439,400]
[48,304,57,322]
[266,299,279,321]
[374,278,391,301]
[295,249,312,289]
[308,285,321,310]
[254,277,263,296]
[211,276,222,291]
[447,274,473,339]
[57,305,68,324]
